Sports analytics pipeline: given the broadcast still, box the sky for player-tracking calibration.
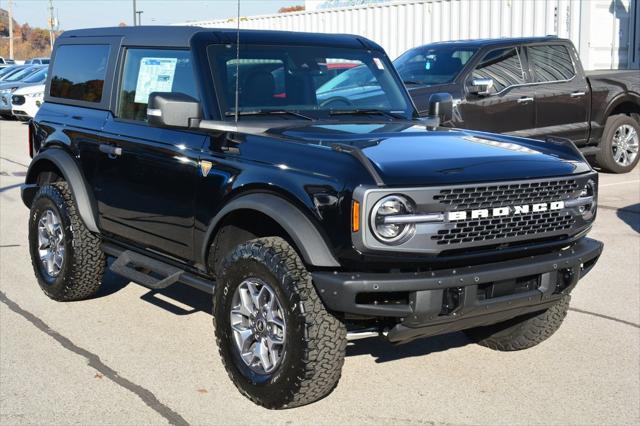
[1,0,303,29]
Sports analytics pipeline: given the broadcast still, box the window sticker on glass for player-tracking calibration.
[134,57,178,103]
[373,57,385,70]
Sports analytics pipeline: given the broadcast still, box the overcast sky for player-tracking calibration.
[3,0,302,29]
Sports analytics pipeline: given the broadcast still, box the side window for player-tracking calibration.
[49,44,110,102]
[528,45,575,82]
[472,47,526,94]
[118,49,198,122]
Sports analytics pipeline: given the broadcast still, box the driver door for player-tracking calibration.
[457,46,536,135]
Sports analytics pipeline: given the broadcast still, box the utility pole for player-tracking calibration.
[48,0,55,51]
[8,0,14,59]
[133,0,137,26]
[136,10,143,26]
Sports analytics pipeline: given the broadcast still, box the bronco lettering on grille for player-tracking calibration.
[447,201,565,221]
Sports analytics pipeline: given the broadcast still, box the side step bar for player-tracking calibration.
[102,243,215,294]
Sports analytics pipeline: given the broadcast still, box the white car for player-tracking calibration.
[11,84,44,121]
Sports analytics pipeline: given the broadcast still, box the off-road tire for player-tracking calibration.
[212,237,347,409]
[464,295,570,351]
[596,114,640,173]
[28,182,105,301]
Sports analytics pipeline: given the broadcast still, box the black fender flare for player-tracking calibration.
[201,193,340,268]
[23,148,100,234]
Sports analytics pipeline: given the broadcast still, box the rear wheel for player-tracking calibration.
[596,114,640,173]
[464,295,570,351]
[28,182,105,301]
[212,237,347,409]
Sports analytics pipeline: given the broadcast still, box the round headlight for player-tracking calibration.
[579,179,597,219]
[370,195,416,244]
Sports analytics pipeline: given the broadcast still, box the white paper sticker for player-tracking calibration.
[134,57,178,104]
[373,57,385,70]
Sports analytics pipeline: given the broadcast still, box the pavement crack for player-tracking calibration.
[569,307,640,328]
[0,244,21,248]
[0,290,189,426]
[0,157,29,168]
[598,204,640,215]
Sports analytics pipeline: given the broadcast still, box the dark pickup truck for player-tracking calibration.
[23,27,602,409]
[396,37,640,173]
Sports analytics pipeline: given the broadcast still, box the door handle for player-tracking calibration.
[99,144,122,159]
[517,97,534,104]
[570,91,586,97]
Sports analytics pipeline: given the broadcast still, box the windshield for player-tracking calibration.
[23,68,47,83]
[394,46,477,85]
[4,66,40,82]
[208,44,414,119]
[0,67,17,78]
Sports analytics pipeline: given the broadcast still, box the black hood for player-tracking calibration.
[268,122,591,186]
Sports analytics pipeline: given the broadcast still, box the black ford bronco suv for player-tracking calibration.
[23,27,603,409]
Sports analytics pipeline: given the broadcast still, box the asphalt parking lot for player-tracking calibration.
[1,119,639,425]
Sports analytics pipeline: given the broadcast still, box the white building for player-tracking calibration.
[179,0,640,70]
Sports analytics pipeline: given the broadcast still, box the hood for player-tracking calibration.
[269,122,591,186]
[13,83,45,95]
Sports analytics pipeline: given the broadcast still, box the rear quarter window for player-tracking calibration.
[49,44,110,103]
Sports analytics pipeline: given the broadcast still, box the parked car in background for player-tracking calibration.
[0,66,47,119]
[25,58,50,65]
[396,37,640,173]
[12,83,45,121]
[0,57,16,68]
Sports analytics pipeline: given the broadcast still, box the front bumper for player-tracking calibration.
[313,237,603,343]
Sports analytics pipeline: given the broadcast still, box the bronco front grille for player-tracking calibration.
[431,210,575,245]
[433,179,579,210]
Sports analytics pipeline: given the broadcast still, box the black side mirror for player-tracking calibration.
[425,92,453,129]
[147,92,201,128]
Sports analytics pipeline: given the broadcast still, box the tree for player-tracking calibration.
[278,5,305,13]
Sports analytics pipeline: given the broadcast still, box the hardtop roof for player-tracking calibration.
[57,26,384,51]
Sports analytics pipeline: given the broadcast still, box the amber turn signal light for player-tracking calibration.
[352,200,360,233]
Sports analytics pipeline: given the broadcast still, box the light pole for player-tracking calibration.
[133,0,137,26]
[136,10,143,26]
[8,0,14,59]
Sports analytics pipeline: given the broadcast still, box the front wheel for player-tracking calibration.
[596,114,640,173]
[212,237,347,409]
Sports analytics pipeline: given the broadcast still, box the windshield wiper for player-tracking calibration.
[328,109,406,119]
[224,109,314,121]
[402,80,423,86]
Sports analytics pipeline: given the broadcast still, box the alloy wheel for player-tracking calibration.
[230,278,287,374]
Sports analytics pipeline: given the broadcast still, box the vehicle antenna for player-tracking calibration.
[234,0,241,123]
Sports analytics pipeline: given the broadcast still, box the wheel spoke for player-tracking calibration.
[258,339,272,372]
[614,147,624,162]
[232,324,254,353]
[239,287,255,314]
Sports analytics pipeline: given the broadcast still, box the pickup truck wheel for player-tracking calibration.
[596,114,640,173]
[213,237,347,409]
[28,182,105,301]
[464,295,570,351]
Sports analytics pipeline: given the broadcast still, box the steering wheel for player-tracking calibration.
[320,96,353,108]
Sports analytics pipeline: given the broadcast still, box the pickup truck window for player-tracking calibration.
[49,44,110,103]
[117,49,198,122]
[472,47,526,94]
[394,46,477,85]
[528,45,575,83]
[208,44,413,119]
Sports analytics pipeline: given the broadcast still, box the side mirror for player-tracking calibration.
[424,92,453,129]
[468,78,494,96]
[147,92,201,128]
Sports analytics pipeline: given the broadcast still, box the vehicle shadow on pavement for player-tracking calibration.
[346,331,471,363]
[616,203,639,233]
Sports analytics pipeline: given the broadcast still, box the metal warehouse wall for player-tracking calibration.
[181,0,639,70]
